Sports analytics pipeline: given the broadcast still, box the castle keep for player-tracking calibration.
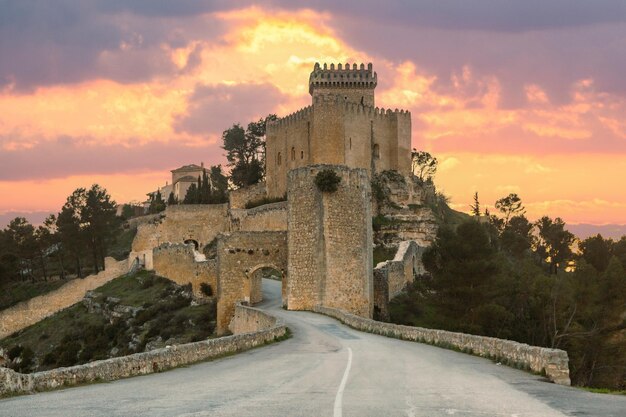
[266,63,412,197]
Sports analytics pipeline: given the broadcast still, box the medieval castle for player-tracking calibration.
[128,62,433,333]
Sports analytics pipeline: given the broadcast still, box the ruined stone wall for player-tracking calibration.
[216,232,288,334]
[152,243,217,298]
[228,182,268,209]
[0,258,128,340]
[314,306,571,386]
[287,165,373,317]
[0,308,287,396]
[376,241,426,300]
[132,204,229,252]
[229,202,287,232]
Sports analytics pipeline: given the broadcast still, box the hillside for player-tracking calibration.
[0,270,216,373]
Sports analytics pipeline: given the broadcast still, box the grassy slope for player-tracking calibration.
[0,270,216,373]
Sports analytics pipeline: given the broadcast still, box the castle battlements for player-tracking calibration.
[309,62,377,95]
[268,94,410,133]
[267,105,313,131]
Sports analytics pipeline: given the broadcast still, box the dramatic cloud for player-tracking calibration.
[0,2,624,226]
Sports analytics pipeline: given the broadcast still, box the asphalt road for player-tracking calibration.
[2,279,625,417]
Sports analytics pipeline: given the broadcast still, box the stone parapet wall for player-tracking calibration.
[0,310,287,397]
[229,201,287,232]
[314,306,571,386]
[0,258,129,340]
[229,182,268,209]
[153,243,217,298]
[228,303,280,335]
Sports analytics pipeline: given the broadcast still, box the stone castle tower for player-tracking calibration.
[265,63,412,198]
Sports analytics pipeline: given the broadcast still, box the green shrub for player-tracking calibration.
[315,169,341,192]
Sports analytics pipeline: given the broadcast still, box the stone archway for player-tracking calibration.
[183,239,199,250]
[215,231,288,334]
[244,264,284,305]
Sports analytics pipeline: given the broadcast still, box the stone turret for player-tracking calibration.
[309,62,377,107]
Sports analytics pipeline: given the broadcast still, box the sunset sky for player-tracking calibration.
[1,1,625,228]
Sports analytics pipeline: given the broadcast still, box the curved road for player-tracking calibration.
[2,279,625,416]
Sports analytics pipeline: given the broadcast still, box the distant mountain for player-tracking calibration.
[566,224,626,240]
[0,211,53,229]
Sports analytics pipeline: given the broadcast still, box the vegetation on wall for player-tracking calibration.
[390,193,626,390]
[314,169,341,192]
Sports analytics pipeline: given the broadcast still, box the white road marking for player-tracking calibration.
[333,347,353,417]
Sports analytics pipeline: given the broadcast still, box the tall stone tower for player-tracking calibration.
[309,62,377,107]
[265,62,411,199]
[286,165,373,318]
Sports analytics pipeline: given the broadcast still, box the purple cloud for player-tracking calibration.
[174,82,287,135]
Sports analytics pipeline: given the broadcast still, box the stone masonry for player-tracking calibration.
[216,231,288,334]
[287,165,373,318]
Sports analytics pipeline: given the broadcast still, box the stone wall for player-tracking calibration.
[229,182,268,209]
[377,241,425,300]
[229,202,287,232]
[0,306,287,397]
[287,165,373,318]
[152,243,217,298]
[314,306,571,386]
[0,258,128,340]
[228,303,280,335]
[132,204,229,252]
[216,232,288,334]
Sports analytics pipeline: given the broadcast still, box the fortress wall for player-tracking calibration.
[132,204,229,252]
[229,202,287,232]
[314,306,571,386]
[229,182,267,209]
[216,232,288,334]
[0,258,129,340]
[152,243,217,298]
[266,107,313,198]
[287,165,373,317]
[0,307,287,397]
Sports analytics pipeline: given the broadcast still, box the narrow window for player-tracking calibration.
[373,144,380,159]
[277,152,282,166]
[349,137,352,149]
[300,150,304,159]
[291,147,295,161]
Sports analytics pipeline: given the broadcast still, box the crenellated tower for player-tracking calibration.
[265,62,411,198]
[309,62,377,107]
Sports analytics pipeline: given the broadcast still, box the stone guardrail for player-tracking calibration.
[313,306,570,386]
[1,305,287,397]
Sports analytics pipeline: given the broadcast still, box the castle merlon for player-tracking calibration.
[309,62,377,95]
